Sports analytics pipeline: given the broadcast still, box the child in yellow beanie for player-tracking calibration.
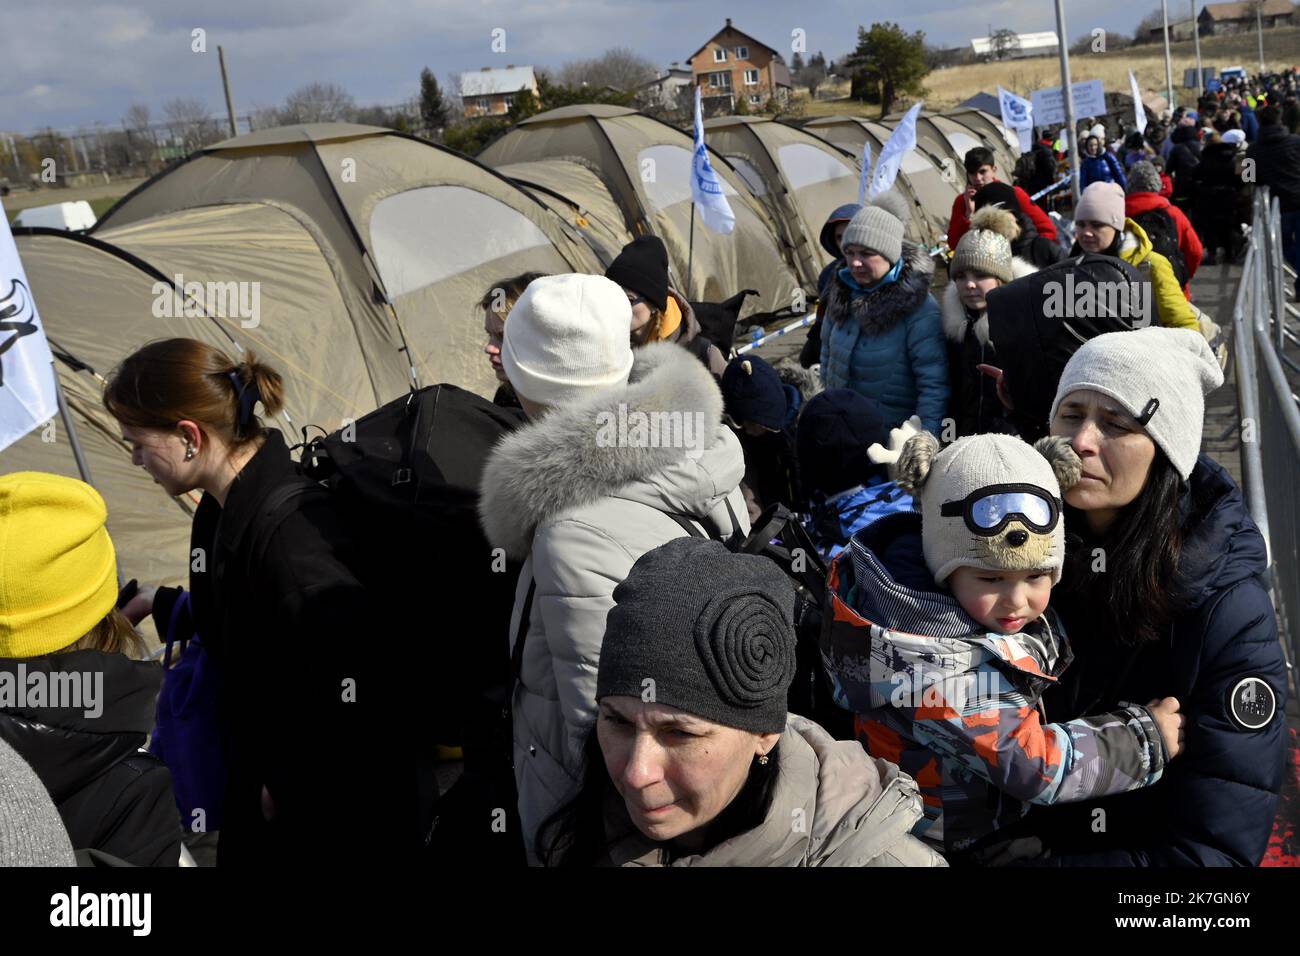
[0,471,179,865]
[0,471,126,658]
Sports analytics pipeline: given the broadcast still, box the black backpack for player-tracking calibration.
[664,504,853,739]
[247,384,527,852]
[986,253,1151,442]
[1130,206,1191,288]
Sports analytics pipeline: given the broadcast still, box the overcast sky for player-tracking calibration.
[2,0,1171,133]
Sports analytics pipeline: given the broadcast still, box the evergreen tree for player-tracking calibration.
[419,67,450,135]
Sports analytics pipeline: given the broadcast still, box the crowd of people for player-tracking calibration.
[0,84,1293,869]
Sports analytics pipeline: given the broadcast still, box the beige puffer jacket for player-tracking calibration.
[599,714,948,867]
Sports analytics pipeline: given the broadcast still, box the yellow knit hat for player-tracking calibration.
[0,471,118,658]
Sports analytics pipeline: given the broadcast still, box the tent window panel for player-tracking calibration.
[637,144,738,213]
[728,157,767,196]
[370,185,554,298]
[901,151,933,174]
[776,143,855,191]
[945,132,983,158]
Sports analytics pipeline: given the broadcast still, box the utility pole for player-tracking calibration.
[1192,0,1203,89]
[1054,0,1081,206]
[1161,0,1175,112]
[1256,3,1266,74]
[218,45,238,137]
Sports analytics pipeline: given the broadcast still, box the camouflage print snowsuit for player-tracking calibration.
[819,512,1168,854]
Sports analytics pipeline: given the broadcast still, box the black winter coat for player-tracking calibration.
[1246,124,1300,212]
[1166,130,1203,202]
[152,429,418,866]
[0,650,181,866]
[1018,456,1287,866]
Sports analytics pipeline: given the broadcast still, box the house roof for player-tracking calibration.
[460,66,537,97]
[686,22,779,64]
[1202,0,1292,19]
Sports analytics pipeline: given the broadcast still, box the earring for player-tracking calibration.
[757,752,769,766]
[184,443,195,461]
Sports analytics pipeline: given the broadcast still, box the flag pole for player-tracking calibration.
[686,202,696,300]
[51,364,122,588]
[51,364,96,490]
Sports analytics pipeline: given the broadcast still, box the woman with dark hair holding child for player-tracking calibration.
[1004,328,1287,866]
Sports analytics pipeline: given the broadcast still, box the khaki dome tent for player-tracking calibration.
[943,107,1021,175]
[492,159,634,268]
[93,123,603,400]
[477,104,801,314]
[702,116,860,289]
[800,116,955,249]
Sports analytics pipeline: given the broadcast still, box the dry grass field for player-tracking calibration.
[798,26,1300,118]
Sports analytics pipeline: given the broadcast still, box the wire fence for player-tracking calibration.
[1233,185,1300,688]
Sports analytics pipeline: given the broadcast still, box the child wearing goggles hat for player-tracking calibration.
[818,421,1184,857]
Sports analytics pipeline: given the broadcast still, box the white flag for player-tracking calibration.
[1129,71,1148,135]
[858,141,873,205]
[691,86,735,234]
[997,86,1034,154]
[0,205,57,454]
[870,101,922,197]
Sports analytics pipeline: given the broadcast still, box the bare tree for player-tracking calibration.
[989,28,1021,61]
[445,71,465,119]
[280,82,357,124]
[125,103,151,136]
[556,48,657,91]
[248,103,284,131]
[163,97,222,152]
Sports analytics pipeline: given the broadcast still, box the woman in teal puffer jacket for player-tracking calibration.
[819,192,949,434]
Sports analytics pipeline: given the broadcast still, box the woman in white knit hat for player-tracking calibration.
[477,273,749,862]
[1003,327,1287,866]
[818,190,949,435]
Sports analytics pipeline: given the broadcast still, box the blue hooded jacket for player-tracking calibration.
[818,241,948,433]
[1017,455,1288,866]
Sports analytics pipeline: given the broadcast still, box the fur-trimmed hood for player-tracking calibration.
[478,342,743,559]
[941,258,1038,346]
[823,241,936,336]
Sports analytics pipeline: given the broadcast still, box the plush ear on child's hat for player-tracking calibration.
[867,416,940,492]
[1033,435,1083,492]
[867,415,919,471]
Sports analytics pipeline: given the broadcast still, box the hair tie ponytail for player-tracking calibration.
[227,368,261,432]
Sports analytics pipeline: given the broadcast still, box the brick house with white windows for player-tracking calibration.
[460,66,539,118]
[687,19,792,114]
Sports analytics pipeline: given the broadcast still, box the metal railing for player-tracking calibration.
[1233,186,1300,678]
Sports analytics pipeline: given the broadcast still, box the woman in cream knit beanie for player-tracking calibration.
[943,206,1037,437]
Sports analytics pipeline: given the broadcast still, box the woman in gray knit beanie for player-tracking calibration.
[818,190,949,436]
[534,537,945,868]
[1010,326,1287,866]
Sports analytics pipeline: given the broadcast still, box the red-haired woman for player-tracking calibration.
[105,338,412,866]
